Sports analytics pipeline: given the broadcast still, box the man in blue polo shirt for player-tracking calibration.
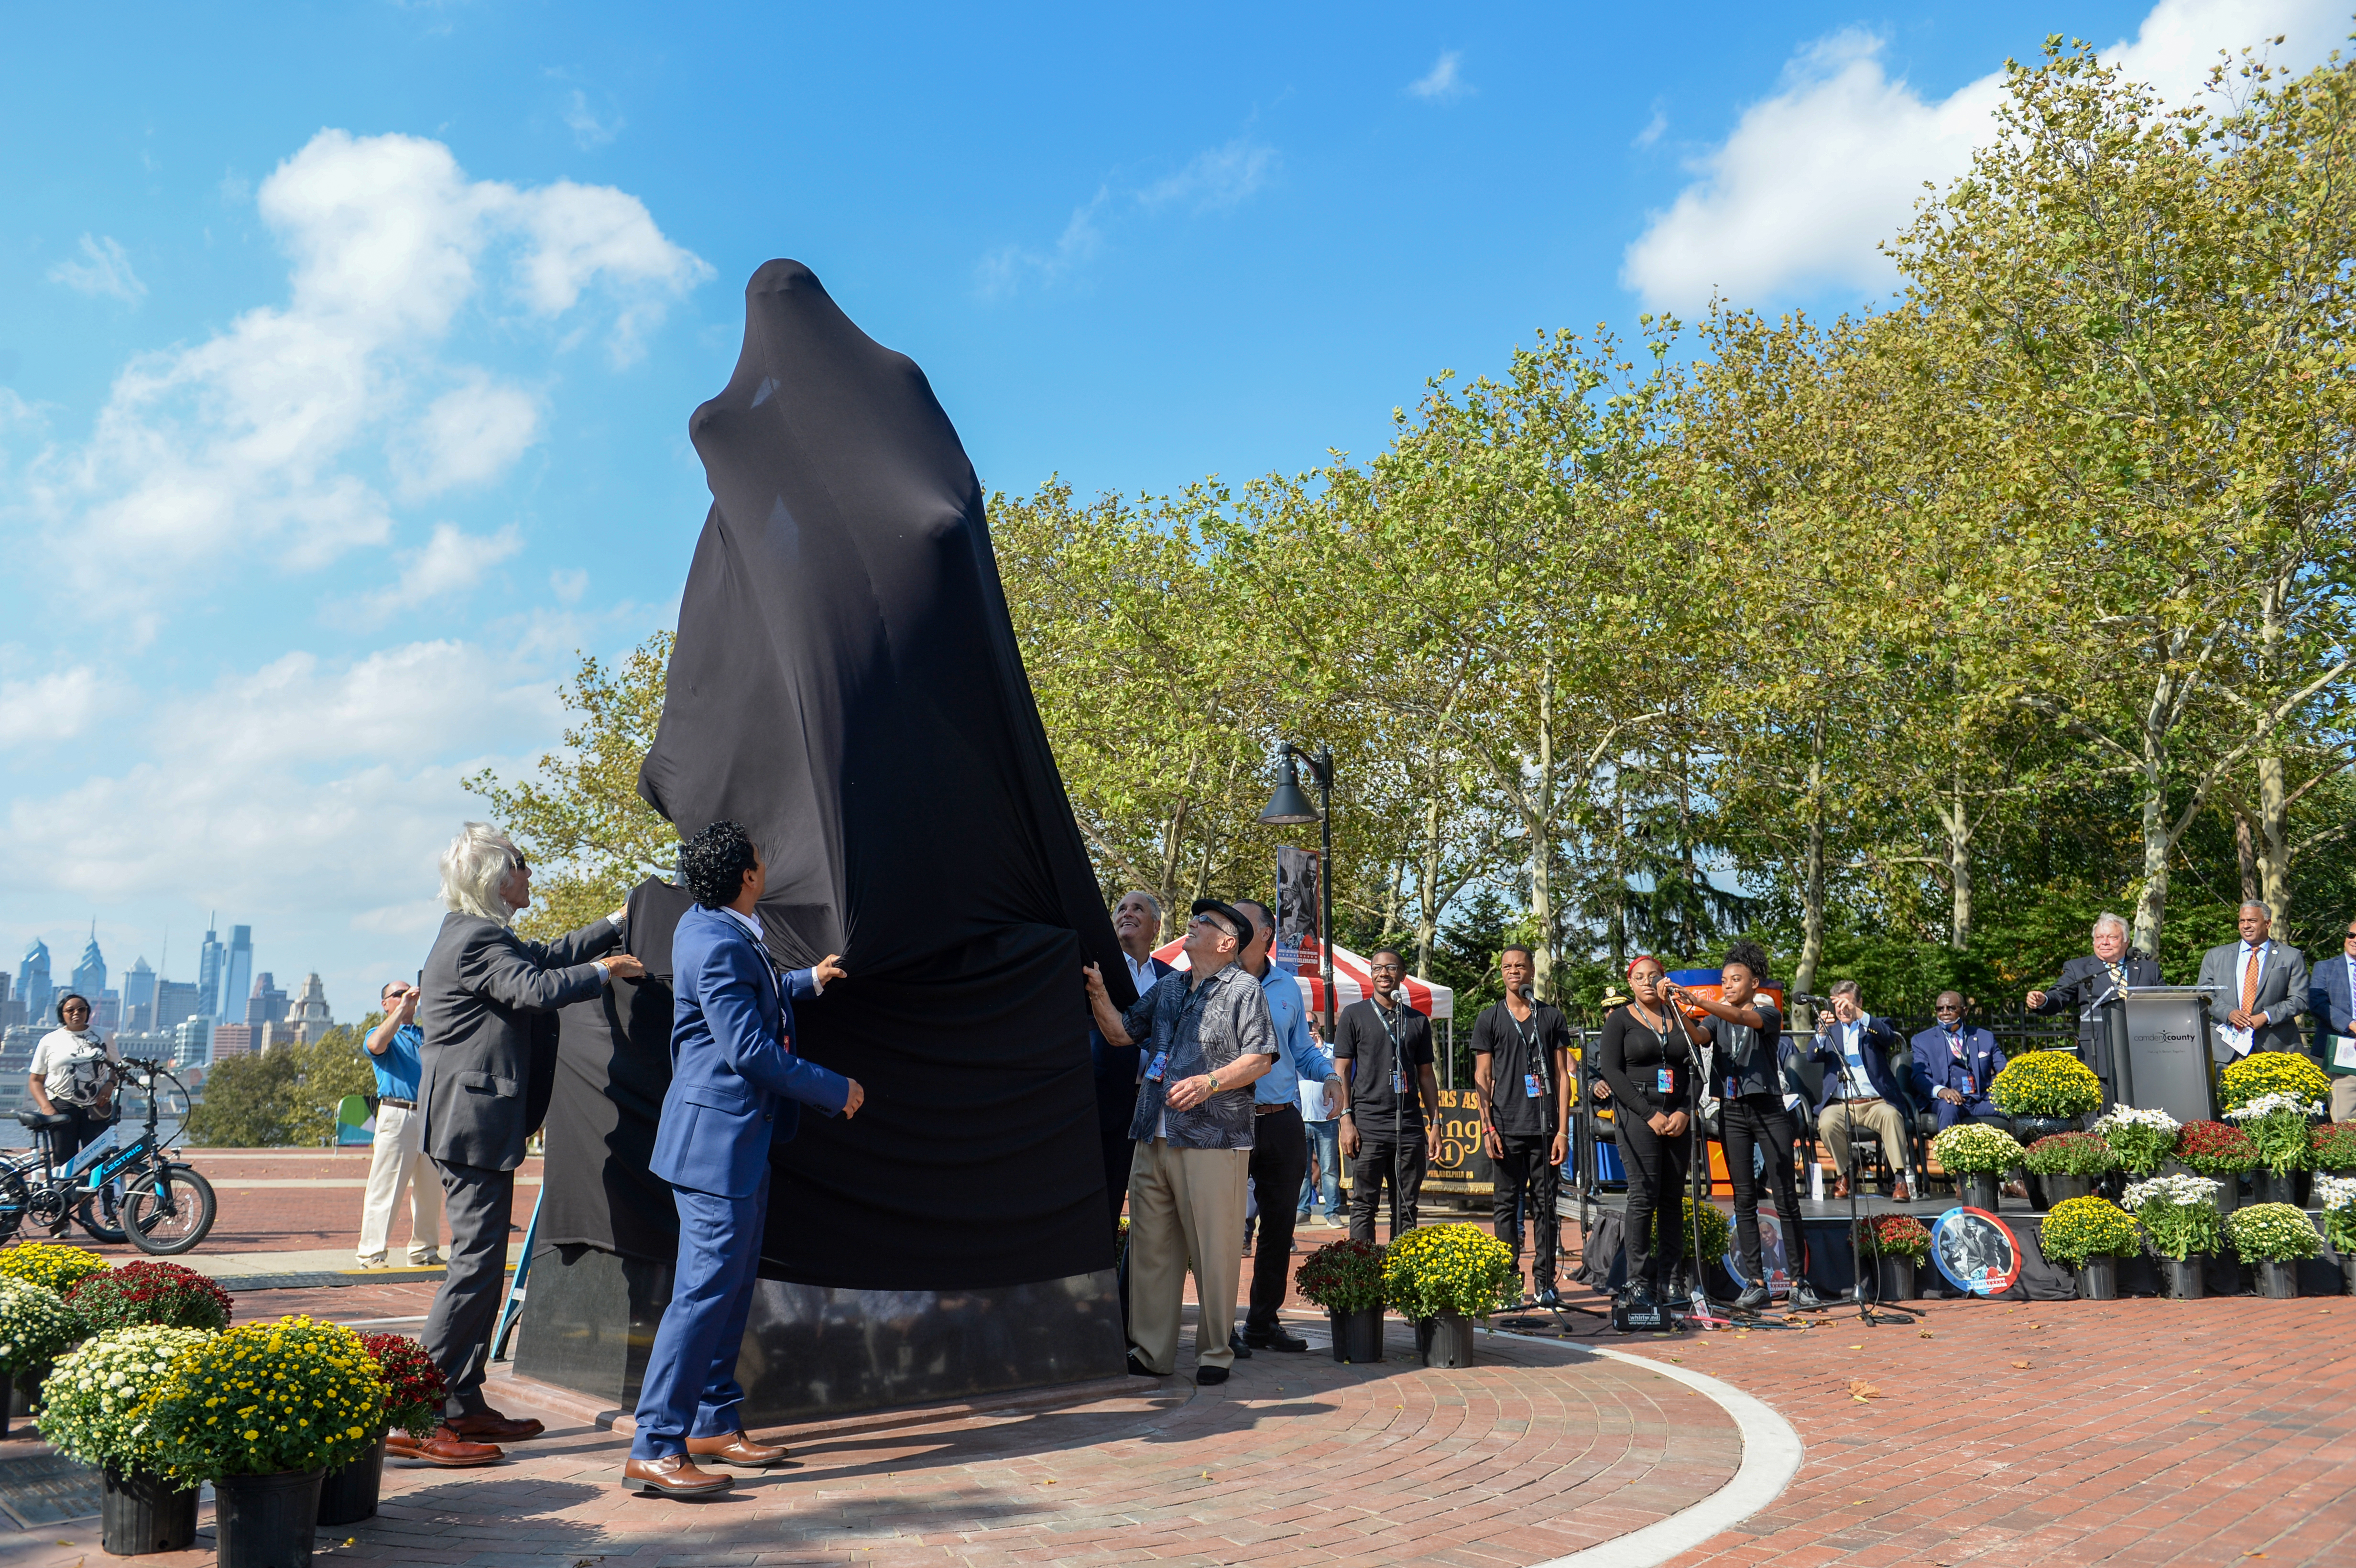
[1233,898,1342,1354]
[356,978,446,1268]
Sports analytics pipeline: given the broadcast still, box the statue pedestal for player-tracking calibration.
[514,1243,1125,1425]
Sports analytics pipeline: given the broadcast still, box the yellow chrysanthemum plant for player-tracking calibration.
[143,1316,389,1482]
[0,1241,110,1296]
[1382,1224,1519,1321]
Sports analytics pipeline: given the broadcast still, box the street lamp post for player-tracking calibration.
[1257,745,1334,1040]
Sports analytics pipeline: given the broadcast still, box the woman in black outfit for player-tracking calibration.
[1664,939,1820,1311]
[1595,955,1702,1307]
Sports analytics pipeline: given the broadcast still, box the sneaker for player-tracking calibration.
[1323,1213,1346,1229]
[1734,1283,1769,1312]
[407,1253,445,1267]
[354,1254,387,1269]
[1790,1280,1823,1310]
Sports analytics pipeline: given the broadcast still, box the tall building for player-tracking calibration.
[153,979,206,1030]
[245,972,289,1026]
[0,972,17,1032]
[218,925,252,1024]
[122,957,157,1031]
[197,917,226,1022]
[172,1016,212,1069]
[15,940,51,1027]
[209,1022,255,1061]
[70,924,106,1007]
[284,973,334,1044]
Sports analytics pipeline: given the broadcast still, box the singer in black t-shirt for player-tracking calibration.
[1471,946,1572,1307]
[1332,950,1438,1241]
[1594,955,1702,1307]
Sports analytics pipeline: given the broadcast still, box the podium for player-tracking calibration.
[2114,987,2219,1124]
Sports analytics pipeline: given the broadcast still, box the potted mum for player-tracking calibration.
[0,1241,109,1422]
[1991,1050,2103,1139]
[145,1316,388,1568]
[0,1274,84,1439]
[322,1334,448,1524]
[2227,1094,2317,1206]
[1679,1197,1732,1301]
[1295,1239,1387,1364]
[2022,1131,2120,1208]
[2226,1202,2320,1298]
[66,1262,233,1336]
[2315,1176,2356,1297]
[2093,1105,2180,1177]
[1852,1213,1932,1301]
[2122,1175,2225,1299]
[2039,1196,2140,1300]
[2173,1121,2259,1216]
[2218,1052,2332,1114]
[1383,1225,1516,1368]
[36,1326,213,1555]
[1931,1122,2025,1212]
[2312,1123,2356,1178]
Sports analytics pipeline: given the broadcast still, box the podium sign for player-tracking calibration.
[2117,988,2218,1124]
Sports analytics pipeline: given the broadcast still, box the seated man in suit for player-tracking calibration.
[2308,913,2356,1123]
[1909,992,2008,1131]
[1808,980,1915,1201]
[623,820,863,1497]
[2195,902,2310,1062]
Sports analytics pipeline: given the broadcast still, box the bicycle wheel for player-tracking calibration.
[0,1167,29,1243]
[122,1164,217,1255]
[76,1178,129,1244]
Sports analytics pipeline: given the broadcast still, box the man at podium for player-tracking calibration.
[2026,914,2160,1074]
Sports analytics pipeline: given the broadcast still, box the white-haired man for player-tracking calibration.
[412,823,644,1467]
[2027,914,2160,1088]
[1091,890,1175,1231]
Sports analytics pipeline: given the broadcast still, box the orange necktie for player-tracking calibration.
[2242,947,2262,1013]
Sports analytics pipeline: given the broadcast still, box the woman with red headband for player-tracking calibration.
[1593,955,1704,1312]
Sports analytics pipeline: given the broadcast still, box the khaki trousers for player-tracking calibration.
[1127,1137,1249,1375]
[1819,1098,1912,1181]
[2331,1076,2356,1124]
[356,1102,446,1264]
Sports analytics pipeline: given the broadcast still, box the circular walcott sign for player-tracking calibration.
[1722,1212,1792,1293]
[1931,1207,2022,1296]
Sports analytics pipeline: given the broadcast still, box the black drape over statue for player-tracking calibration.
[536,259,1135,1295]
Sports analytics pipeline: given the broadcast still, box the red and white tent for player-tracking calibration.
[1148,936,1454,1020]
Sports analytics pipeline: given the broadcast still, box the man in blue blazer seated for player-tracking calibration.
[1909,992,2009,1132]
[622,820,863,1498]
[1808,980,1917,1201]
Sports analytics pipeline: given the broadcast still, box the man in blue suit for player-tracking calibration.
[623,820,862,1497]
[1909,992,2009,1131]
[2309,914,2356,1123]
[1808,980,1916,1201]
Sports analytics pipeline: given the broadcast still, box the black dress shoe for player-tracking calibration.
[1243,1326,1309,1352]
[1532,1286,1562,1309]
[1197,1365,1230,1386]
[1226,1332,1254,1359]
[1127,1351,1166,1376]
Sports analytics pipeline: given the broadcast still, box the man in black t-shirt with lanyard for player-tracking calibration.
[1334,950,1439,1241]
[1472,945,1571,1308]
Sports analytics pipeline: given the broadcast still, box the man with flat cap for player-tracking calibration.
[1085,898,1276,1387]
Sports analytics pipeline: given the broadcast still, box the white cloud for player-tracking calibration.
[1621,0,2345,310]
[1634,107,1668,149]
[0,667,109,746]
[1137,139,1278,213]
[549,566,589,603]
[563,89,623,150]
[1407,51,1471,103]
[49,235,147,303]
[360,523,526,622]
[977,190,1109,300]
[18,128,708,613]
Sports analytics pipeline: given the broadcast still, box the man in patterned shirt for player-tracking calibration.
[1085,898,1278,1386]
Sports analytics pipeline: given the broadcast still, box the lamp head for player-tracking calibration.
[1258,752,1320,826]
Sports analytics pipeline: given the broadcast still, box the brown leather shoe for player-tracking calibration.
[1833,1175,1853,1199]
[390,1425,504,1467]
[1892,1180,1913,1203]
[686,1430,790,1467]
[446,1411,545,1441]
[623,1454,733,1496]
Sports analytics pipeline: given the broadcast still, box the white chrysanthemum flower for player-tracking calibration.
[2229,1093,2321,1121]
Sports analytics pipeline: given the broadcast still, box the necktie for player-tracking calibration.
[2242,947,2262,1014]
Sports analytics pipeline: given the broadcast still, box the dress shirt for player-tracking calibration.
[1122,950,1161,997]
[1247,957,1336,1106]
[1833,1018,1870,1095]
[720,905,825,996]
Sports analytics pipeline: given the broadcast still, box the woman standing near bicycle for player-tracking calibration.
[30,992,121,1167]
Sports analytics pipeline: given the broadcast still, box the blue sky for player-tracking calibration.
[1,0,2342,1027]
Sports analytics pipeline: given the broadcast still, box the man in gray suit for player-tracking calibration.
[2195,901,2310,1061]
[412,823,643,1464]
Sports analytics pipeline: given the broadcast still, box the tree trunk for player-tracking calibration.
[1934,773,1974,952]
[2133,748,2170,957]
[1793,721,1826,1019]
[1414,790,1443,980]
[1528,669,1559,1003]
[2234,807,2262,906]
[2254,569,2293,926]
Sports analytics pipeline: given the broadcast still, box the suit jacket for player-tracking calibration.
[1807,1015,1911,1113]
[1091,955,1176,1137]
[1908,1023,2007,1124]
[2029,952,2162,1053]
[2196,939,2311,1055]
[2309,952,2356,1076]
[418,911,622,1171]
[657,904,851,1198]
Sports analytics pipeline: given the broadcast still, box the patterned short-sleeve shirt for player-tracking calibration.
[1122,962,1278,1149]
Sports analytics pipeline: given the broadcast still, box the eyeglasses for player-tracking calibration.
[1369,962,1404,975]
[1934,1004,1963,1015]
[1187,915,1236,939]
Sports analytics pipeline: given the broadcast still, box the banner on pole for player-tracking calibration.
[1276,845,1322,966]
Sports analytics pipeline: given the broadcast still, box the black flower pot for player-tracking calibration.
[2257,1260,2301,1299]
[1960,1173,2001,1211]
[1876,1255,1918,1301]
[101,1466,200,1556]
[2014,1115,2083,1143]
[2341,1256,2356,1298]
[1,1361,52,1440]
[2041,1174,2095,1208]
[2252,1171,2301,1207]
[1415,1310,1477,1368]
[1329,1308,1384,1364]
[215,1467,327,1568]
[2164,1257,2207,1299]
[2075,1257,2119,1300]
[2212,1176,2243,1219]
[316,1430,388,1526]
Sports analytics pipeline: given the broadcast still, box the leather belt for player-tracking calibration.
[379,1097,416,1110]
[1254,1103,1296,1116]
